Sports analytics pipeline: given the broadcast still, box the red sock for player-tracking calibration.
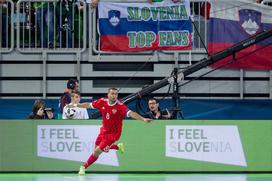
[83,154,98,169]
[110,144,119,150]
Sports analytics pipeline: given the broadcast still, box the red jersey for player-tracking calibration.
[91,98,130,139]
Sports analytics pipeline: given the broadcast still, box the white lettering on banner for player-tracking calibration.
[37,125,119,166]
[165,175,246,181]
[165,126,247,166]
[35,175,120,181]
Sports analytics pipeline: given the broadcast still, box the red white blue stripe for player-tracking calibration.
[208,0,272,70]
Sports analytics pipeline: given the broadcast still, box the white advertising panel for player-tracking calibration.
[37,125,119,166]
[166,125,247,166]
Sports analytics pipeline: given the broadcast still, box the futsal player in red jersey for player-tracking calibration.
[71,87,152,175]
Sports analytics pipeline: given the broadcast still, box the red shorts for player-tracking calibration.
[95,133,120,152]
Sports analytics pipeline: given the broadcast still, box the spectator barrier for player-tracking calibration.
[0,119,271,172]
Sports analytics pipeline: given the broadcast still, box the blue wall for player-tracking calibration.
[0,99,272,119]
[181,99,272,120]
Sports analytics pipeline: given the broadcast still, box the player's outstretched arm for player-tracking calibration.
[128,111,153,123]
[69,102,93,109]
[78,102,93,109]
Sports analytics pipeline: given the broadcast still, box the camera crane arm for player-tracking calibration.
[90,29,272,119]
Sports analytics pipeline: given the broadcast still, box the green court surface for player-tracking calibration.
[0,174,271,181]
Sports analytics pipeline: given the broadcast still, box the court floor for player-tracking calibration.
[0,173,271,181]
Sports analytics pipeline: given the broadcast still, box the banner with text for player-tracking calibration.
[1,120,272,172]
[98,1,192,52]
[37,125,119,166]
[166,125,247,166]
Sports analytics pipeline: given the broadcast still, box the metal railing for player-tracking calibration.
[262,0,272,5]
[3,0,271,55]
[0,0,14,53]
[1,0,209,56]
[16,0,87,53]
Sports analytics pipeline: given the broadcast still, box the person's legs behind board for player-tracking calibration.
[1,13,7,48]
[44,3,55,48]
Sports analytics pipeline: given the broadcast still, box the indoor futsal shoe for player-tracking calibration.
[117,143,125,154]
[78,166,85,175]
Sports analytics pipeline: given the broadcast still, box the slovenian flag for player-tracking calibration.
[208,0,272,70]
[98,0,192,52]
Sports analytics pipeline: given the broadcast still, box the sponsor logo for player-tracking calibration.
[37,125,119,166]
[112,109,117,114]
[165,125,247,166]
